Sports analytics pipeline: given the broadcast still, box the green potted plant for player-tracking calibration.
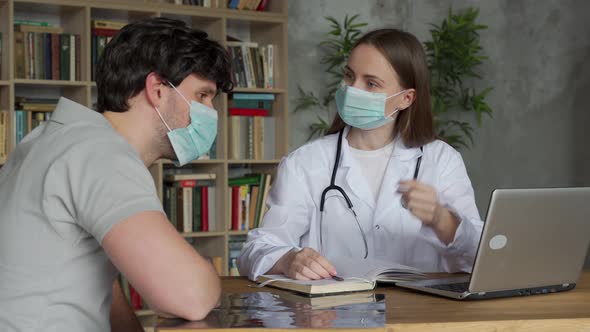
[294,8,493,149]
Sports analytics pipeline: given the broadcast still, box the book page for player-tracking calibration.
[328,257,424,281]
[260,275,343,286]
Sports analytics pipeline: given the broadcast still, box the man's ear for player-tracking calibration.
[145,72,166,108]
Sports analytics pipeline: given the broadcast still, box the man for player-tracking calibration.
[0,17,233,331]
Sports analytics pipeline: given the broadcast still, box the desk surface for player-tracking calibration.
[159,271,590,332]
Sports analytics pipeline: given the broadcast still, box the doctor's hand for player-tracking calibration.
[271,248,338,281]
[398,180,459,245]
[398,180,442,226]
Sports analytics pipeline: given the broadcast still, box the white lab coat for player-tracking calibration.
[238,127,483,281]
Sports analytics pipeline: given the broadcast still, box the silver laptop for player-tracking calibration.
[397,188,590,300]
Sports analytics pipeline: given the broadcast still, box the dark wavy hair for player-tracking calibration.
[95,17,233,113]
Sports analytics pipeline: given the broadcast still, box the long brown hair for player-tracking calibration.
[326,29,435,148]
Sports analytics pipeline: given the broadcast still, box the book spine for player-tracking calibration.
[260,45,269,88]
[51,34,60,80]
[60,34,69,80]
[92,28,119,37]
[129,285,142,310]
[34,33,43,80]
[247,117,253,159]
[26,32,33,79]
[229,108,268,117]
[267,44,274,88]
[46,34,53,80]
[176,187,184,232]
[201,186,209,231]
[232,93,275,100]
[170,187,177,229]
[192,186,202,232]
[92,19,127,30]
[233,99,272,110]
[183,187,192,233]
[253,116,264,160]
[0,112,6,162]
[75,35,81,81]
[14,32,25,79]
[231,186,239,230]
[208,186,216,232]
[69,35,75,81]
[248,185,258,229]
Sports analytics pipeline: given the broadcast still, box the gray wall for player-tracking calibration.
[287,0,590,267]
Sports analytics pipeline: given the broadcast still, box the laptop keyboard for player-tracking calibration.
[425,282,470,293]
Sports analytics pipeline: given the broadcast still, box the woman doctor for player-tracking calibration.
[238,29,484,281]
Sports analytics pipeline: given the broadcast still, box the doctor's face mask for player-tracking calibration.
[335,85,407,130]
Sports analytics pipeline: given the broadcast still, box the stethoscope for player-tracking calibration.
[319,128,423,259]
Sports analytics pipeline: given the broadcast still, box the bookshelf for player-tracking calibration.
[0,0,287,284]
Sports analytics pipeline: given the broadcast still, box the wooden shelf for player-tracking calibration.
[159,158,225,165]
[181,231,225,238]
[13,79,89,87]
[228,159,281,164]
[231,87,285,94]
[227,230,249,236]
[0,81,10,86]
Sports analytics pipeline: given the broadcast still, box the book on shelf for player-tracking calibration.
[167,0,269,10]
[226,41,274,89]
[13,21,80,81]
[14,19,51,27]
[119,275,148,311]
[229,173,271,231]
[13,97,57,144]
[227,0,269,11]
[91,20,126,80]
[163,173,216,233]
[0,111,7,163]
[257,257,426,296]
[228,93,275,160]
[233,93,275,101]
[164,173,216,182]
[228,235,247,276]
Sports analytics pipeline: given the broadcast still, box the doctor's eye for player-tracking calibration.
[367,80,379,89]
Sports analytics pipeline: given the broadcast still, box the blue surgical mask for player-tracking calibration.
[154,82,218,166]
[335,85,407,130]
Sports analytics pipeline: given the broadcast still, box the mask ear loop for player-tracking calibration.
[384,89,407,118]
[154,106,172,132]
[385,107,401,118]
[167,81,191,107]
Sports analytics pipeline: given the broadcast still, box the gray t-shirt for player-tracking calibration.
[0,97,164,331]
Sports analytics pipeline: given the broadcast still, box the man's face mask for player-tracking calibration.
[154,82,218,166]
[335,84,407,130]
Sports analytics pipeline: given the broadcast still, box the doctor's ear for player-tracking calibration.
[398,89,416,111]
[144,72,169,109]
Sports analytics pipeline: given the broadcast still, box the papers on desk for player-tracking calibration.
[257,257,425,296]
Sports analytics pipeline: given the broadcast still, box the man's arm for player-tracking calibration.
[110,279,144,332]
[102,211,221,321]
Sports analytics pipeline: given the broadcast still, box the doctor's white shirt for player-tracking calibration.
[238,127,484,281]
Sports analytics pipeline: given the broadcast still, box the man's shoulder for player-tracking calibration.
[50,121,134,158]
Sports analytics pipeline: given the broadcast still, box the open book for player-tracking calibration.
[257,257,425,296]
